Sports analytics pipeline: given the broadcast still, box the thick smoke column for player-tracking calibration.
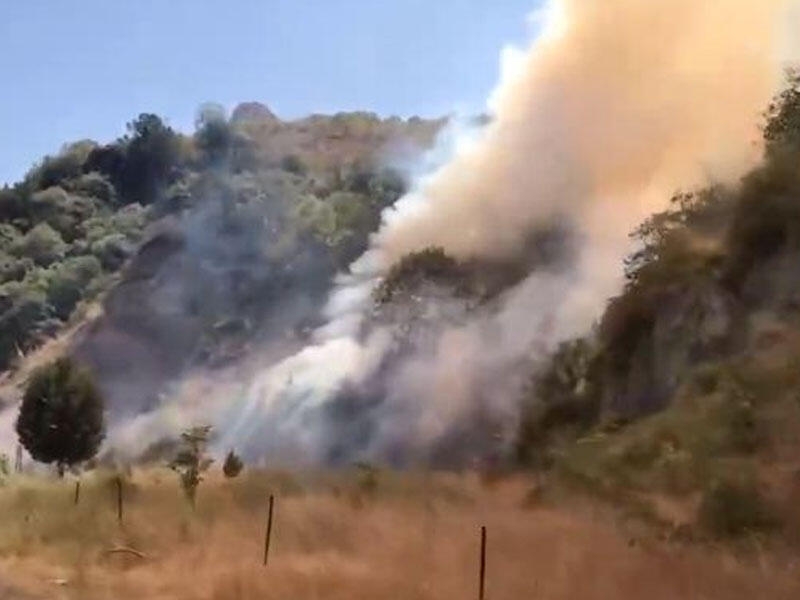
[379,0,793,262]
[111,0,799,463]
[325,0,800,463]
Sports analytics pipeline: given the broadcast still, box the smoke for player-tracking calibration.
[107,0,798,465]
[379,0,793,263]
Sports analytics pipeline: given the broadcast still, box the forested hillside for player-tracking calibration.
[508,73,800,539]
[0,105,441,401]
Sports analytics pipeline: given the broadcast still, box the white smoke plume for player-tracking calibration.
[107,0,799,464]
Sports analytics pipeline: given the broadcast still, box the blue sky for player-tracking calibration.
[0,1,538,184]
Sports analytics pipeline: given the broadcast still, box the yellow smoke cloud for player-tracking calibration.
[377,0,797,262]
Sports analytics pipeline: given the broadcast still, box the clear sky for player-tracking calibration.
[0,1,538,185]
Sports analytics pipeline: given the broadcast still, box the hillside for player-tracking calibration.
[0,104,442,415]
[510,74,800,541]
[5,74,800,546]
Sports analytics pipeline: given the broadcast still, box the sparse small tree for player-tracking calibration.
[168,425,214,507]
[16,357,105,476]
[222,449,243,478]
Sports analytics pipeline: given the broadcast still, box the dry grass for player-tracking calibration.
[0,469,797,600]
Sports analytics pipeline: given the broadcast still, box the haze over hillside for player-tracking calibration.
[0,0,799,505]
[5,5,800,600]
[0,105,443,459]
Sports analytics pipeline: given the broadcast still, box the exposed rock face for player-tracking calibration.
[599,245,800,420]
[603,284,739,418]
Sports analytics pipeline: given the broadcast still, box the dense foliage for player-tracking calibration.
[16,357,105,474]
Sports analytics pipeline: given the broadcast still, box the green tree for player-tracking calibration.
[86,114,180,205]
[169,425,214,507]
[16,357,105,476]
[195,103,232,166]
[120,113,181,204]
[764,68,800,155]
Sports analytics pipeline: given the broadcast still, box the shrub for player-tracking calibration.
[698,478,776,537]
[281,154,307,175]
[517,339,602,465]
[65,172,117,205]
[374,247,466,304]
[10,223,67,266]
[27,141,95,190]
[0,186,28,225]
[15,357,105,476]
[90,234,131,271]
[0,253,32,284]
[195,103,232,165]
[45,255,103,319]
[355,462,379,496]
[222,450,244,478]
[0,284,50,367]
[0,223,22,249]
[27,187,100,242]
[169,426,214,507]
[763,68,800,155]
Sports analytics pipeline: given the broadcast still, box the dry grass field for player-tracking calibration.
[0,469,797,600]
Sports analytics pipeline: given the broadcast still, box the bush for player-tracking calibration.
[28,187,100,242]
[45,256,103,319]
[15,357,105,475]
[195,103,232,165]
[90,234,131,271]
[27,141,96,190]
[517,339,602,465]
[222,450,244,478]
[763,68,800,155]
[0,223,22,249]
[0,186,28,225]
[0,253,32,284]
[0,284,50,367]
[281,154,307,175]
[374,247,465,304]
[698,478,776,537]
[64,172,117,205]
[10,223,67,266]
[169,426,214,507]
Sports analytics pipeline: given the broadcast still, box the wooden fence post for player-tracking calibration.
[74,480,80,506]
[263,494,275,566]
[116,477,123,525]
[479,525,487,600]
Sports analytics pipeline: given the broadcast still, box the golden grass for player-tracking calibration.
[0,469,798,599]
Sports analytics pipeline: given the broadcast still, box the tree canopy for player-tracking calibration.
[16,357,105,474]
